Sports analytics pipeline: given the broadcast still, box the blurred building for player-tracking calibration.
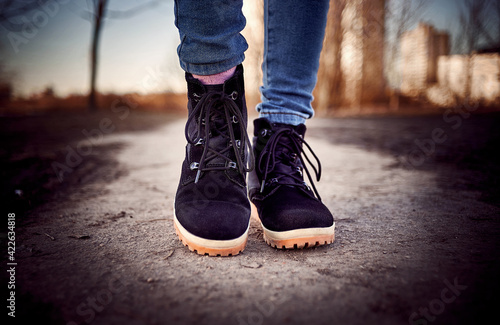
[434,54,500,106]
[401,23,500,106]
[401,23,450,97]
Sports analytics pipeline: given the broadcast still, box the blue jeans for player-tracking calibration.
[174,0,329,125]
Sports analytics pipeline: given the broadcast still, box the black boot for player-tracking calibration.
[248,118,335,249]
[174,65,254,256]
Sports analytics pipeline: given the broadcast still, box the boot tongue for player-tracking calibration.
[205,85,244,168]
[253,118,307,136]
[272,122,306,137]
[204,84,224,93]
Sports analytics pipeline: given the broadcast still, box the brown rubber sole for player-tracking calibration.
[263,233,335,249]
[173,213,248,257]
[261,223,335,250]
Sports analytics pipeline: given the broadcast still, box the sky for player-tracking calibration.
[0,0,183,96]
[0,0,492,97]
[423,0,461,33]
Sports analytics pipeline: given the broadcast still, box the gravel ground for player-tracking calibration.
[2,108,499,325]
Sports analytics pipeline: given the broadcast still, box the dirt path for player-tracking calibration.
[4,111,500,325]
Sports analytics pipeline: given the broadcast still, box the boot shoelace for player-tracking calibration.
[258,128,322,200]
[185,91,254,183]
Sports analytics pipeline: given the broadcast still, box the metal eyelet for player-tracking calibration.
[195,138,205,146]
[192,93,201,102]
[190,162,199,170]
[232,115,239,124]
[296,166,303,176]
[303,181,311,191]
[228,161,237,169]
[230,91,238,100]
[260,129,270,137]
[229,140,241,148]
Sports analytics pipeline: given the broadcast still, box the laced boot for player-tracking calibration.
[174,65,254,256]
[248,118,335,249]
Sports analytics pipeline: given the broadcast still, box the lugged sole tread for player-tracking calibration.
[174,221,247,257]
[263,233,335,250]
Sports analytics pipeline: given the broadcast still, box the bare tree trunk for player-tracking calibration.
[315,0,345,113]
[330,0,346,108]
[497,1,500,47]
[88,0,108,111]
[459,0,498,99]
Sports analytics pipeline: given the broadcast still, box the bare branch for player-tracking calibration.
[79,10,96,22]
[458,0,496,53]
[0,0,39,23]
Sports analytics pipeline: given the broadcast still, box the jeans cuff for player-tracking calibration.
[258,111,309,126]
[179,54,245,76]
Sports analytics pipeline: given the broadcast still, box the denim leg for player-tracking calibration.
[174,0,248,75]
[257,0,330,125]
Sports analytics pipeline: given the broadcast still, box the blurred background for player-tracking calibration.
[1,3,500,324]
[0,0,498,114]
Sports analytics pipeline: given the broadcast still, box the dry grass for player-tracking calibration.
[1,91,188,115]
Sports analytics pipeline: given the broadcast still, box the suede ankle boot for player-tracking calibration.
[248,118,335,249]
[174,65,253,256]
